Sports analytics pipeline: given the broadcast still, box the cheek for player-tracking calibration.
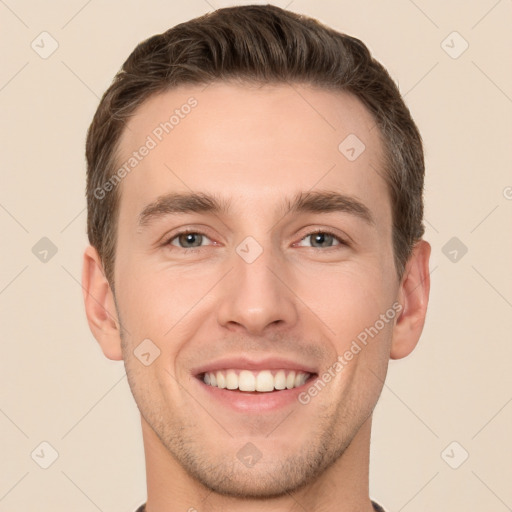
[115,261,217,362]
[295,262,393,342]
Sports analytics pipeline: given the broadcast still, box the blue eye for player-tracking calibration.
[167,231,212,248]
[297,231,347,249]
[163,229,348,251]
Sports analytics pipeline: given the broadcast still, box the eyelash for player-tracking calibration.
[299,229,349,248]
[163,229,350,250]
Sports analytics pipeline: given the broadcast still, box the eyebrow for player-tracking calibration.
[137,190,375,228]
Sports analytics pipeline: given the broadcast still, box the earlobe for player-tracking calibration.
[82,245,123,361]
[390,240,431,360]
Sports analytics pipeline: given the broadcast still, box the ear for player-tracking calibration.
[82,245,123,361]
[390,240,431,360]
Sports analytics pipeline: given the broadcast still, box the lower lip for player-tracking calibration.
[194,376,315,413]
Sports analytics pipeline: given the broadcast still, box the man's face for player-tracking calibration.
[113,83,400,497]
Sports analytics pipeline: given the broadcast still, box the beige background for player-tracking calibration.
[1,0,511,510]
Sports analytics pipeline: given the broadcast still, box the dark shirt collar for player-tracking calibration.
[136,500,386,511]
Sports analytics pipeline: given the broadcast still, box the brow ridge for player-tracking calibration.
[138,190,374,227]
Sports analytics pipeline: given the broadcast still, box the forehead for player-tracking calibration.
[116,82,389,229]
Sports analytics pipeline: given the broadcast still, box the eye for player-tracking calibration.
[296,230,348,249]
[166,231,213,249]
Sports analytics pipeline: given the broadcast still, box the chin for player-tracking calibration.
[177,437,341,500]
[189,461,316,499]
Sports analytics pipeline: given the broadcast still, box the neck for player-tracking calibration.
[142,415,375,512]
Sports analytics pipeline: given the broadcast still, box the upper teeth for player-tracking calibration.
[202,369,310,392]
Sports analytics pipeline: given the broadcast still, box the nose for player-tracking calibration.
[216,241,299,336]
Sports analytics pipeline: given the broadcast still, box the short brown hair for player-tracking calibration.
[86,4,425,288]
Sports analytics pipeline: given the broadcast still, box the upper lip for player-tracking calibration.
[191,356,318,376]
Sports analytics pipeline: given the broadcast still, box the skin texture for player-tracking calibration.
[82,83,431,512]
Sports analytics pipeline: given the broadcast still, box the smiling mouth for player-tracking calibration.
[198,369,317,393]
